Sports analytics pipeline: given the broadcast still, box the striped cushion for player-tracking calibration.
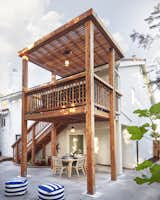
[38,183,64,200]
[5,177,28,196]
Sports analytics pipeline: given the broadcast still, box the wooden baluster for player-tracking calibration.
[82,80,84,104]
[69,84,72,106]
[78,82,81,104]
[72,83,74,105]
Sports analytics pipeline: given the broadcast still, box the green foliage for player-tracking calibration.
[149,103,160,115]
[135,163,160,185]
[133,109,149,117]
[127,102,160,185]
[135,160,152,171]
[127,123,149,140]
[135,177,150,185]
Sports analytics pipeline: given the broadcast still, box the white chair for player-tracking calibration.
[72,157,86,176]
[52,157,67,176]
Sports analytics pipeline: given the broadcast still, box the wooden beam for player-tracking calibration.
[21,56,28,177]
[108,48,117,180]
[31,125,36,165]
[25,106,85,121]
[42,144,46,159]
[15,144,19,163]
[18,9,93,56]
[26,71,85,95]
[51,71,56,84]
[85,20,95,195]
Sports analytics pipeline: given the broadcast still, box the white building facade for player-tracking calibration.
[119,58,153,168]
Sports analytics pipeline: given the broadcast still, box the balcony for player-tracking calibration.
[25,72,120,121]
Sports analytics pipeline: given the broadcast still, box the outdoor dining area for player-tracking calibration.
[52,154,86,178]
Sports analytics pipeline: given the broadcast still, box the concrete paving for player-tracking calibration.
[0,161,160,200]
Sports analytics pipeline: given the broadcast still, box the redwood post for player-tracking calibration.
[31,125,36,165]
[51,71,56,84]
[108,48,117,180]
[15,144,19,163]
[42,144,46,159]
[85,20,95,195]
[21,56,28,177]
[51,124,57,157]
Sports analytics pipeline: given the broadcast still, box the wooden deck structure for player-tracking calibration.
[18,9,124,195]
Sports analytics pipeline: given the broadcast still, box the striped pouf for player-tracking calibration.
[38,183,64,200]
[5,177,28,196]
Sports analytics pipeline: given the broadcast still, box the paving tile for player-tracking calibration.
[0,161,160,200]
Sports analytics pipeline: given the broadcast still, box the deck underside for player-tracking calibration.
[25,105,109,122]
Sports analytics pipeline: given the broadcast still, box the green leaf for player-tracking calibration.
[127,125,148,140]
[135,177,150,184]
[133,109,149,117]
[149,103,160,115]
[136,160,153,171]
[142,123,150,128]
[152,123,157,131]
[148,164,160,184]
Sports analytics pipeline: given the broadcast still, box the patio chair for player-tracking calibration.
[52,157,67,176]
[72,157,86,176]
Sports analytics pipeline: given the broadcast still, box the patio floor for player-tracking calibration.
[0,161,160,200]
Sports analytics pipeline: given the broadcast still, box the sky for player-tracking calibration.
[0,0,159,94]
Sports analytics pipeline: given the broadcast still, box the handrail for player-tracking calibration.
[12,121,52,163]
[12,121,38,148]
[26,71,85,95]
[26,74,86,114]
[12,122,51,151]
[94,74,113,90]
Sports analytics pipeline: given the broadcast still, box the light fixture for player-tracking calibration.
[64,59,70,67]
[63,49,72,67]
[70,126,75,133]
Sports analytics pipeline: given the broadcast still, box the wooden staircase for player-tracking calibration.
[12,121,67,164]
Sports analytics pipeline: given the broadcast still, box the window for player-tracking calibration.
[0,117,6,128]
[16,134,21,141]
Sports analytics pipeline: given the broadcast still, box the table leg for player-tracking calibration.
[68,161,72,178]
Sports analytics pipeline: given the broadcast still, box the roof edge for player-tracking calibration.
[18,8,124,59]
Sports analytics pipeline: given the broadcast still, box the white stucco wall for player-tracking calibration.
[0,97,21,157]
[42,122,110,165]
[119,62,153,168]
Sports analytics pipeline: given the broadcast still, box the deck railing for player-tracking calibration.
[26,73,86,114]
[12,121,51,163]
[25,73,117,115]
[94,75,111,112]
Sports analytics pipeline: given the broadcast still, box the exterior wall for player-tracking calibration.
[0,97,21,157]
[42,122,110,166]
[119,62,153,168]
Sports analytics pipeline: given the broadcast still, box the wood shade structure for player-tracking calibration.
[19,9,124,195]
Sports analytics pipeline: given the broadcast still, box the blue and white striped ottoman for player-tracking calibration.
[38,183,64,200]
[5,177,28,196]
